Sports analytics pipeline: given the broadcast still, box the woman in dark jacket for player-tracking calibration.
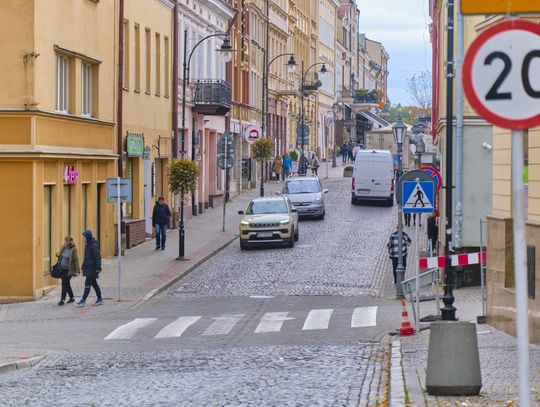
[76,230,103,307]
[56,235,80,305]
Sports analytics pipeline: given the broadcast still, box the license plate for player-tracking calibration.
[358,189,370,194]
[257,232,273,238]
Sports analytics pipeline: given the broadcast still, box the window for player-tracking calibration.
[123,20,129,88]
[42,185,53,276]
[82,62,92,116]
[134,23,140,91]
[62,185,72,238]
[164,36,170,97]
[56,54,69,112]
[125,159,134,218]
[155,33,161,95]
[82,184,89,231]
[145,28,151,93]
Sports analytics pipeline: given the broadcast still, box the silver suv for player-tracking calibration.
[282,176,328,220]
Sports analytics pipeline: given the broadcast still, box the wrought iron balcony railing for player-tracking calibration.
[193,79,232,115]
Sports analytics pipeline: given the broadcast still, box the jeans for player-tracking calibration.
[391,255,408,284]
[155,223,167,248]
[60,271,74,301]
[82,276,102,301]
[311,167,318,176]
[282,168,290,180]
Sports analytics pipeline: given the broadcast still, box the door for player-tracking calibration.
[370,158,393,197]
[144,147,152,234]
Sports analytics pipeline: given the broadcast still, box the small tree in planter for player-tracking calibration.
[252,138,274,197]
[289,150,299,161]
[169,159,199,259]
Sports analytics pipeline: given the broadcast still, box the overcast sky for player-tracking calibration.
[358,0,432,106]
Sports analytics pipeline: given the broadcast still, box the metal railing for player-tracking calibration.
[193,79,232,108]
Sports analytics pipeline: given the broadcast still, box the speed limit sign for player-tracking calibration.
[463,20,540,130]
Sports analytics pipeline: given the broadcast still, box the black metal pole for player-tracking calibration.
[441,0,456,320]
[179,194,185,259]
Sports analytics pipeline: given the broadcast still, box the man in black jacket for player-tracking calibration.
[77,230,102,307]
[152,196,171,251]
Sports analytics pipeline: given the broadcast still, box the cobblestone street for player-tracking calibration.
[0,174,399,406]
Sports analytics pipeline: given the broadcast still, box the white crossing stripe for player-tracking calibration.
[255,312,294,333]
[302,309,334,330]
[104,318,157,340]
[351,306,378,328]
[203,314,244,336]
[155,316,201,339]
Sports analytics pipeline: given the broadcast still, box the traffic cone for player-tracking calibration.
[399,300,416,336]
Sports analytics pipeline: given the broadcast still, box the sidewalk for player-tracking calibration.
[382,231,540,405]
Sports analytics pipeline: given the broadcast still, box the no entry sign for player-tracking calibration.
[462,20,540,130]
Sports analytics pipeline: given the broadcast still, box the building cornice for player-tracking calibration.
[155,0,175,10]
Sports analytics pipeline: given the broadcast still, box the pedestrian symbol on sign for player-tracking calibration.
[403,181,434,213]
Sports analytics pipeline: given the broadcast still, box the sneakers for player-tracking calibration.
[155,246,160,251]
[67,298,75,304]
[93,298,103,306]
[58,300,65,306]
[76,299,86,307]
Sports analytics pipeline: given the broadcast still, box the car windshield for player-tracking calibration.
[283,180,321,194]
[246,200,288,214]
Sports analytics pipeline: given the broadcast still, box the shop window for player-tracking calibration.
[62,185,72,237]
[42,186,53,276]
[96,183,103,247]
[56,54,69,112]
[82,62,92,117]
[82,184,89,231]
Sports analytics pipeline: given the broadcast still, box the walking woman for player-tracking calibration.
[56,235,80,306]
[77,230,103,307]
[273,155,283,183]
[310,153,320,176]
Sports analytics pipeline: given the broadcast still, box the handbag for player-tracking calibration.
[50,263,62,279]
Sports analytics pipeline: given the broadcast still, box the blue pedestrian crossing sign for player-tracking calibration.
[402,181,434,213]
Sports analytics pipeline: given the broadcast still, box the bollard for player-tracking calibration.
[426,321,482,396]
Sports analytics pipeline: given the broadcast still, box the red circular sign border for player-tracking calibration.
[462,19,540,130]
[420,166,442,190]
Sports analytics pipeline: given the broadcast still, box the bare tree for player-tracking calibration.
[407,71,432,113]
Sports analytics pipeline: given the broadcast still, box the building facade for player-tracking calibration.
[0,0,118,301]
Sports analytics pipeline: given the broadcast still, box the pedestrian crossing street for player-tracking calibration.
[104,306,378,340]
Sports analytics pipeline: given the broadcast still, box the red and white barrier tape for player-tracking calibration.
[418,252,487,270]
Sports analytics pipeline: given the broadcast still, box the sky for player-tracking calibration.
[358,0,432,106]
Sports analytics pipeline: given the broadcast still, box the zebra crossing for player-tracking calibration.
[104,306,378,341]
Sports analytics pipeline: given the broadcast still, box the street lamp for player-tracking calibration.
[299,61,328,175]
[393,115,407,298]
[260,52,297,197]
[177,31,233,259]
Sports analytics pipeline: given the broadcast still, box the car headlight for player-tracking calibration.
[313,196,322,204]
[240,220,250,226]
[280,219,290,225]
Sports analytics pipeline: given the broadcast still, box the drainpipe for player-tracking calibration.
[172,3,179,159]
[117,0,124,177]
[455,1,464,250]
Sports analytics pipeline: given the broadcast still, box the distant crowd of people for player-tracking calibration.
[271,152,321,182]
[340,141,363,164]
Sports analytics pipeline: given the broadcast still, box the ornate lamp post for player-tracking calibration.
[393,115,408,298]
[299,62,327,174]
[260,54,296,197]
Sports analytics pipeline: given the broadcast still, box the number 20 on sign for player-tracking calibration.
[462,20,540,130]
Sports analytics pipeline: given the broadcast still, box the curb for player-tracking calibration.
[389,340,407,407]
[0,354,47,375]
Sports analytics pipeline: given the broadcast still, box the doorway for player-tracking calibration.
[144,147,152,234]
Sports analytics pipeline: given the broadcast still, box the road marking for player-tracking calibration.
[249,295,274,299]
[0,304,8,322]
[203,314,244,336]
[155,316,201,339]
[255,312,294,333]
[351,306,378,328]
[104,318,157,340]
[302,309,334,330]
[142,288,159,301]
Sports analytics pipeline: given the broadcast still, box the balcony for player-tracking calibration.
[193,79,232,116]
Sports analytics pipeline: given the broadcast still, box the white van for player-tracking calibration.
[351,149,394,206]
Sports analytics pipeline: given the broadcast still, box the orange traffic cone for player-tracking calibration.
[399,300,416,336]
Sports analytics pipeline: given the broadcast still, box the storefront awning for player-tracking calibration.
[359,111,390,128]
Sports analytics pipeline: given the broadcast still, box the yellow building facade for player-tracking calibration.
[0,0,118,301]
[121,0,174,246]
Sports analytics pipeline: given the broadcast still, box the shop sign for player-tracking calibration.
[64,165,79,184]
[126,133,145,157]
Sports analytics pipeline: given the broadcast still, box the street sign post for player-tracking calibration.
[217,131,234,231]
[396,170,436,205]
[402,181,435,214]
[420,166,442,191]
[106,177,132,302]
[462,0,540,15]
[462,19,540,405]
